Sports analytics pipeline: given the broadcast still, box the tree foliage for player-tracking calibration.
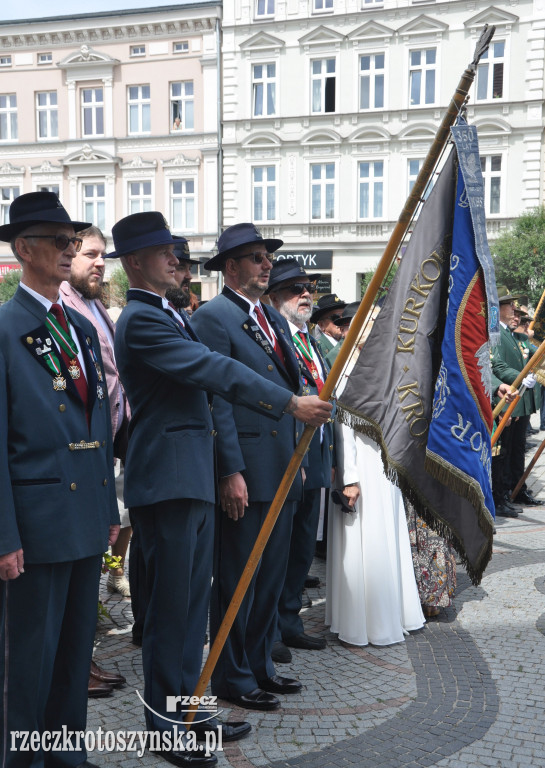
[0,270,22,304]
[108,266,129,308]
[493,206,545,307]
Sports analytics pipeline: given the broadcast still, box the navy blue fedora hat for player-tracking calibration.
[310,293,348,324]
[266,257,321,293]
[106,211,178,258]
[0,191,91,242]
[172,235,201,266]
[204,223,283,271]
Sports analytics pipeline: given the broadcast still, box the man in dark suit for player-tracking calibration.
[0,192,120,767]
[111,213,330,765]
[192,224,319,711]
[267,259,334,659]
[491,286,542,513]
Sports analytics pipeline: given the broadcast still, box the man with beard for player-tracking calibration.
[267,259,334,658]
[60,225,131,695]
[165,236,200,312]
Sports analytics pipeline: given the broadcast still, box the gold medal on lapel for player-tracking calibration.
[68,359,81,379]
[97,384,105,400]
[53,375,67,391]
[94,362,103,382]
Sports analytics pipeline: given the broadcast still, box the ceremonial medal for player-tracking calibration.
[97,384,105,400]
[95,362,103,382]
[53,375,67,391]
[68,359,81,379]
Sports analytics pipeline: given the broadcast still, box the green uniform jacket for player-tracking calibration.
[491,325,540,417]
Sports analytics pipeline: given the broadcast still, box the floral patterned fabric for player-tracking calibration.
[405,502,456,609]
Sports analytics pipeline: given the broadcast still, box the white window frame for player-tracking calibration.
[36,91,58,141]
[313,0,334,13]
[170,178,196,233]
[359,52,385,111]
[130,45,146,57]
[128,180,153,215]
[0,94,18,142]
[476,40,506,101]
[128,85,151,136]
[408,47,437,107]
[255,0,275,18]
[358,160,385,220]
[170,81,194,132]
[36,184,60,196]
[0,56,12,68]
[173,41,189,54]
[310,162,336,221]
[362,0,383,6]
[311,57,336,114]
[81,181,106,231]
[0,186,20,226]
[252,165,278,223]
[252,62,277,118]
[38,52,53,65]
[480,154,503,216]
[81,87,104,138]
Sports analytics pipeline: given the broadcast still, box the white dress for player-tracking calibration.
[326,379,425,646]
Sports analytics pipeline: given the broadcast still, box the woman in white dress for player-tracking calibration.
[326,347,425,646]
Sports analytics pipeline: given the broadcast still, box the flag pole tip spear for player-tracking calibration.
[471,25,496,70]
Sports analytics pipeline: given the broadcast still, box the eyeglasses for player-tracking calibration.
[282,282,317,296]
[234,251,276,265]
[21,234,83,252]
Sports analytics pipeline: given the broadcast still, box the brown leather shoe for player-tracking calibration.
[88,674,113,698]
[90,660,126,688]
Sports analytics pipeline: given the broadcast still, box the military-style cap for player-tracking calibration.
[266,257,321,293]
[0,191,91,242]
[310,293,348,324]
[204,223,283,271]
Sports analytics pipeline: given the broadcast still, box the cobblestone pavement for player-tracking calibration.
[91,418,545,768]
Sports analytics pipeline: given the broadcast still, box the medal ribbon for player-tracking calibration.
[48,303,89,419]
[294,331,324,393]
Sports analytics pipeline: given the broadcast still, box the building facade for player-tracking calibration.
[221,0,545,300]
[0,1,221,299]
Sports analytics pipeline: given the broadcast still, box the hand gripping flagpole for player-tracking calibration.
[185,25,496,727]
[492,337,545,420]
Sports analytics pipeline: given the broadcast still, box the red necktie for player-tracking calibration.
[255,304,285,367]
[49,303,89,414]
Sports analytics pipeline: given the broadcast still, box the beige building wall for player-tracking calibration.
[0,2,221,300]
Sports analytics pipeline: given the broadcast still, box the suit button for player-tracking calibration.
[59,404,66,412]
[103,479,108,486]
[70,483,77,491]
[271,430,278,437]
[243,323,249,330]
[211,429,217,437]
[267,364,274,371]
[329,444,333,450]
[267,404,273,410]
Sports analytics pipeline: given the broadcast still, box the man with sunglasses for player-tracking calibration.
[0,191,120,767]
[310,293,347,358]
[266,259,334,657]
[192,224,314,711]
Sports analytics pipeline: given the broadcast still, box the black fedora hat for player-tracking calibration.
[333,301,361,327]
[204,223,283,271]
[173,235,201,266]
[106,212,178,258]
[0,191,91,242]
[310,293,347,324]
[266,257,321,293]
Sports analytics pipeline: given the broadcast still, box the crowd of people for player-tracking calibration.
[0,191,541,768]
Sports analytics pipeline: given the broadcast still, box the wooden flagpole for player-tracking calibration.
[491,391,523,448]
[492,337,545,419]
[510,435,545,501]
[185,25,496,727]
[529,286,545,331]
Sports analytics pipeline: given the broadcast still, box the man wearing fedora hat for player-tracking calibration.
[165,236,201,312]
[310,293,347,359]
[266,258,334,656]
[192,224,320,710]
[0,191,120,767]
[110,213,331,762]
[491,286,542,514]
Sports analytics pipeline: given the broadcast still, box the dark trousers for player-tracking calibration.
[128,512,147,643]
[130,499,213,731]
[278,487,322,640]
[0,556,102,768]
[502,415,530,495]
[210,500,296,699]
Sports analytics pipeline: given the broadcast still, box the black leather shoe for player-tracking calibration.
[513,490,543,506]
[189,717,251,743]
[257,675,302,694]
[496,503,518,518]
[271,640,292,664]
[222,688,280,711]
[149,748,217,767]
[90,660,126,688]
[304,575,320,588]
[284,632,326,650]
[502,497,523,514]
[132,633,142,647]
